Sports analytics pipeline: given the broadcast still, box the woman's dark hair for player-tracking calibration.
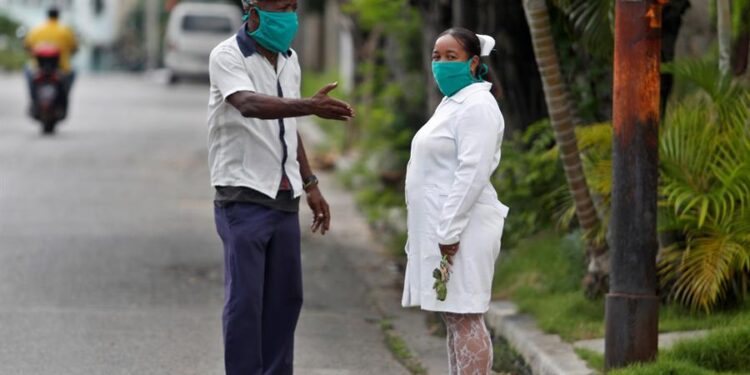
[438,27,482,61]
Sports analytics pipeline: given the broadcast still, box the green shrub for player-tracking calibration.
[492,120,567,248]
[546,58,750,312]
[332,0,425,255]
[551,122,612,247]
[0,13,26,71]
[0,13,20,35]
[658,59,750,312]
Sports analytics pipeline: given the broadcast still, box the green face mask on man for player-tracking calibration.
[244,5,299,54]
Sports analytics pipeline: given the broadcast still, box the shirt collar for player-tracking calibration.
[235,23,292,58]
[447,81,492,103]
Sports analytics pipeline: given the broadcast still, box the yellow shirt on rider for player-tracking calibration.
[24,19,77,73]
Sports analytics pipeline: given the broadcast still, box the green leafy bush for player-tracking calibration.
[548,58,750,312]
[0,13,20,35]
[551,122,612,247]
[333,0,425,255]
[657,60,750,312]
[0,13,26,71]
[492,119,567,248]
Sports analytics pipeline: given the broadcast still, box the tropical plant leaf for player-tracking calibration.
[551,0,614,60]
[660,213,750,312]
[656,63,750,312]
[547,56,750,312]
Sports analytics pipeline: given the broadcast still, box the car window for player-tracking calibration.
[181,15,233,33]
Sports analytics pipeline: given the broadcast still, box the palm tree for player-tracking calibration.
[522,0,608,297]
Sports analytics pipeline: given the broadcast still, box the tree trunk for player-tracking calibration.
[660,0,690,116]
[717,0,732,76]
[733,2,750,76]
[523,0,609,297]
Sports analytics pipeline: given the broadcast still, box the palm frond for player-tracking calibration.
[657,82,750,312]
[550,0,614,60]
[660,214,750,312]
[662,57,749,112]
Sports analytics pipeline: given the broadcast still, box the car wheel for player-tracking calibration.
[168,72,180,85]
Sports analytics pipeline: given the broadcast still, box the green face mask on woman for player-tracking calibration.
[244,7,299,54]
[431,59,486,97]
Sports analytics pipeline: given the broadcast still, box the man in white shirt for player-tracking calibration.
[207,1,354,374]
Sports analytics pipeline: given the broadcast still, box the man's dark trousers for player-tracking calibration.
[214,202,303,375]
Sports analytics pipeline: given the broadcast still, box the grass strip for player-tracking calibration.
[574,347,604,373]
[574,326,750,374]
[493,231,750,342]
[379,319,428,375]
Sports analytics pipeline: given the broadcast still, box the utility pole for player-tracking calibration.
[145,0,161,70]
[605,0,666,370]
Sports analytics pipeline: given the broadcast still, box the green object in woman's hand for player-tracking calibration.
[432,255,451,301]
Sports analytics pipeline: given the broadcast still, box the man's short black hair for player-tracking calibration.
[48,7,60,19]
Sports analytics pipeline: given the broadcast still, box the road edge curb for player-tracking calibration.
[485,301,596,375]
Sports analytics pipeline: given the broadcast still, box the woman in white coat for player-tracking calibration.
[402,27,508,375]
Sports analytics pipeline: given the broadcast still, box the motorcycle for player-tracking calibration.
[29,45,67,134]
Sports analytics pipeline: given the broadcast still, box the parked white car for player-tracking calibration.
[164,2,242,82]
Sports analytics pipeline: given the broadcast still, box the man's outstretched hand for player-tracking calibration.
[310,82,355,121]
[306,186,331,235]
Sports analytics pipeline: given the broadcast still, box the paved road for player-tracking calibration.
[0,73,407,375]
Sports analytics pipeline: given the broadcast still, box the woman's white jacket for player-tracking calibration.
[402,81,509,313]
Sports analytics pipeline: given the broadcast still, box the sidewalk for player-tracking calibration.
[294,119,411,374]
[303,169,448,374]
[299,119,450,375]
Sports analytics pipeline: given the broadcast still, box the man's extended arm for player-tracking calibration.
[227,82,353,121]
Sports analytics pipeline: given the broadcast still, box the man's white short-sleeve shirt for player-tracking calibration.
[207,27,302,199]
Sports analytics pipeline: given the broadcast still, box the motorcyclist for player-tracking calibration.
[23,6,78,112]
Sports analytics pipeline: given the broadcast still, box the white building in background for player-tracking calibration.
[0,0,139,71]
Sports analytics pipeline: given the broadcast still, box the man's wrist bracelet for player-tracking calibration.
[303,175,319,191]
